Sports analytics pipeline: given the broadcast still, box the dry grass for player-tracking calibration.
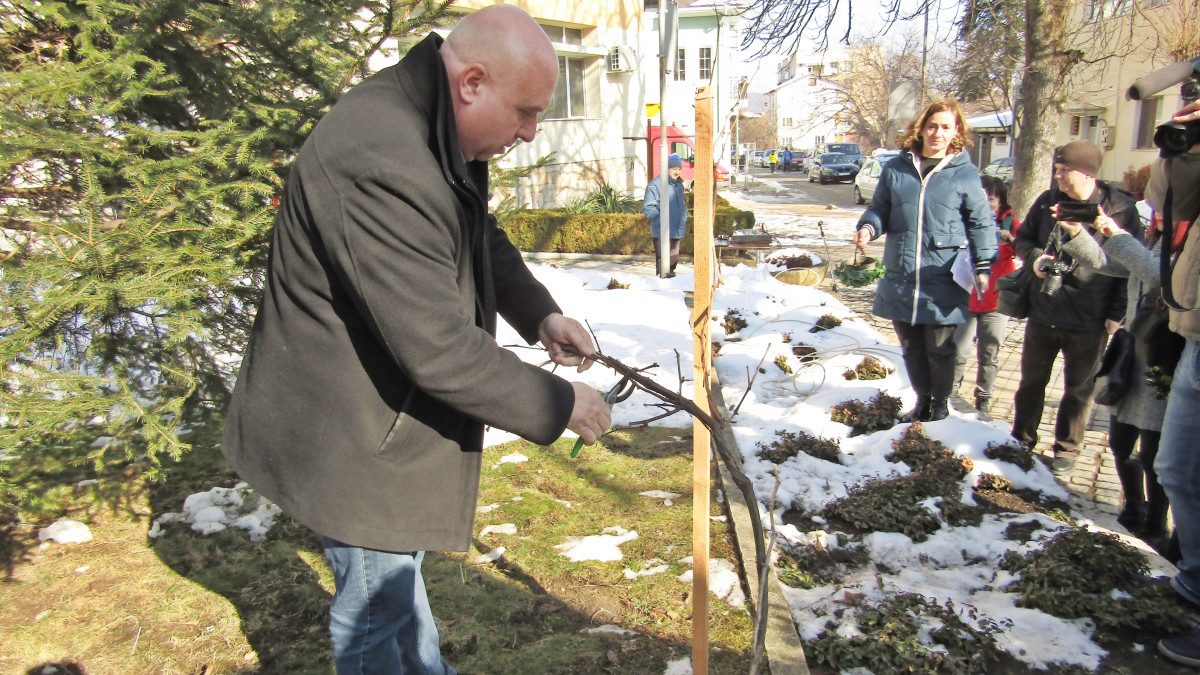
[1,425,755,674]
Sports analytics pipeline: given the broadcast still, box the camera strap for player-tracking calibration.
[1160,170,1200,312]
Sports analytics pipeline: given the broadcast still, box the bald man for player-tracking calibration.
[220,6,610,672]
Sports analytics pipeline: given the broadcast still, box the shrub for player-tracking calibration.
[500,206,754,255]
[984,441,1036,472]
[886,422,953,471]
[807,593,1006,674]
[563,182,641,214]
[606,278,629,290]
[1122,164,1152,201]
[774,355,792,374]
[843,355,890,381]
[829,392,902,436]
[809,314,842,333]
[792,344,819,362]
[1000,527,1192,632]
[756,429,841,464]
[721,309,748,335]
[775,538,869,589]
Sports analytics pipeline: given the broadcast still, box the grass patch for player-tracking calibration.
[829,391,902,436]
[0,425,755,674]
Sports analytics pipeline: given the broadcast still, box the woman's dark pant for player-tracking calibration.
[893,321,959,400]
[1110,417,1169,534]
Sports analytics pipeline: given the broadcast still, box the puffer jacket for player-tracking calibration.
[968,210,1021,313]
[643,175,687,239]
[857,151,998,325]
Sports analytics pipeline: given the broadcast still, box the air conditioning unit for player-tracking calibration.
[607,46,635,73]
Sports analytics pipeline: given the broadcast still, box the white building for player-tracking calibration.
[765,49,856,154]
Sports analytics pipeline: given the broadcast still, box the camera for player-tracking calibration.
[1040,259,1069,297]
[1154,120,1200,159]
[1054,200,1099,222]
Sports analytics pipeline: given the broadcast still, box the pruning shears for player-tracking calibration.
[570,376,635,458]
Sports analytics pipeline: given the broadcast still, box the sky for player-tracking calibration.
[40,182,1169,674]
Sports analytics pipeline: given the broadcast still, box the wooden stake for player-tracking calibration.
[691,84,715,675]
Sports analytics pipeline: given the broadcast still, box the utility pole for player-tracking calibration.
[657,0,678,278]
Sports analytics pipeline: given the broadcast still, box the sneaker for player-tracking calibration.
[1159,627,1200,667]
[1050,444,1076,473]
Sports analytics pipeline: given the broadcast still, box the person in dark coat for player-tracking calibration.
[643,153,687,277]
[1010,139,1141,472]
[220,7,611,673]
[853,99,997,422]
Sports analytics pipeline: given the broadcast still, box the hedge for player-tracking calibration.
[501,204,757,255]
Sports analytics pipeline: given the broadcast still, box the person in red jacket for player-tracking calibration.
[952,175,1021,419]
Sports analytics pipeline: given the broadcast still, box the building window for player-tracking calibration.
[783,117,793,126]
[547,56,585,119]
[699,47,713,81]
[674,48,686,81]
[1136,97,1160,148]
[1070,115,1081,136]
[1086,0,1132,21]
[995,135,1008,144]
[540,24,583,45]
[1145,0,1169,6]
[808,76,817,86]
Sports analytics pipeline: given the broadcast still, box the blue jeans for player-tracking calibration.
[1155,339,1200,607]
[322,538,456,675]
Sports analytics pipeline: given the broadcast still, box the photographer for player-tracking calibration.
[1011,140,1143,471]
[1147,99,1200,668]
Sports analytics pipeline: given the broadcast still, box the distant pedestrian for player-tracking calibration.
[768,150,778,174]
[781,148,793,173]
[643,153,687,277]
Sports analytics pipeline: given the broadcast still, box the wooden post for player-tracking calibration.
[691,85,714,675]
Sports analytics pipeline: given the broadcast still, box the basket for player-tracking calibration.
[832,255,885,287]
[774,267,825,286]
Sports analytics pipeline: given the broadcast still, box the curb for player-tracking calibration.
[708,370,810,675]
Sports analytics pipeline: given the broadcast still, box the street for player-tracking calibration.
[728,163,862,211]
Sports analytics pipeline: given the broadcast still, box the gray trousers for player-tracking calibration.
[953,310,1010,397]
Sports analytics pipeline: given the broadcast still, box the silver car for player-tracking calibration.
[853,152,899,205]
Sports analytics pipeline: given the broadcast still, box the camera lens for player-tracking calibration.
[1041,273,1063,297]
[1154,120,1200,159]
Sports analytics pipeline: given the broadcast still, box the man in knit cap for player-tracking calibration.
[643,153,688,277]
[1011,139,1143,472]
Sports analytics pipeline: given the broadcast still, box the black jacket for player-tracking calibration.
[221,35,574,552]
[1014,182,1142,331]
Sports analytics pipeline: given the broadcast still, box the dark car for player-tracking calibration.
[825,142,863,168]
[788,150,810,172]
[808,152,857,184]
[982,156,1015,185]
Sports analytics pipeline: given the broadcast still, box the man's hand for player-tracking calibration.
[1174,100,1200,123]
[539,313,595,373]
[1032,254,1055,279]
[568,381,611,445]
[852,227,871,252]
[1105,319,1122,335]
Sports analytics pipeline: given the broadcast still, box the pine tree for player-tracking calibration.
[0,0,453,487]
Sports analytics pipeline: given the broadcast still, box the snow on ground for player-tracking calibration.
[109,187,1155,672]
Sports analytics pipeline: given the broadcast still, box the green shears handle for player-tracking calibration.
[570,437,586,458]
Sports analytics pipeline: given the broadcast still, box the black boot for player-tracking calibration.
[974,392,992,422]
[900,394,932,423]
[928,397,950,421]
[1114,454,1147,534]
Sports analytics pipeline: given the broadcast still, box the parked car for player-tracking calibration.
[982,156,1015,184]
[824,142,863,168]
[756,149,780,167]
[853,152,899,205]
[808,152,857,184]
[789,150,810,172]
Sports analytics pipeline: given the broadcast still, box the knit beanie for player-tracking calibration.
[668,154,682,168]
[1058,140,1102,177]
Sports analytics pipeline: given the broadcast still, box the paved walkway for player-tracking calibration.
[539,247,1128,528]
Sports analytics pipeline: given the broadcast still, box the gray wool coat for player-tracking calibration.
[1061,230,1167,431]
[221,35,575,553]
[857,151,998,325]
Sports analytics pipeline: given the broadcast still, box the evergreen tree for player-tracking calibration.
[0,0,452,486]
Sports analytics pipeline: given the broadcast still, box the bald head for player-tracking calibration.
[441,6,560,161]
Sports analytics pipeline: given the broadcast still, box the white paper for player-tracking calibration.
[952,247,975,293]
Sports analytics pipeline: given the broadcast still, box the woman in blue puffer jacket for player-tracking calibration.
[852,99,998,422]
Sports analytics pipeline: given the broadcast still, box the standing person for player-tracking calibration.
[852,99,997,422]
[781,147,793,173]
[1010,140,1142,472]
[1057,201,1173,549]
[220,7,612,673]
[768,149,779,174]
[1148,100,1200,667]
[952,175,1022,420]
[643,153,687,277]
